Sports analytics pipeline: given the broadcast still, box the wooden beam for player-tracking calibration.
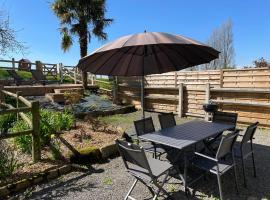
[0,129,32,140]
[211,99,270,107]
[178,83,183,117]
[205,83,210,121]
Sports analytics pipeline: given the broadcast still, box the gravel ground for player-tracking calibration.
[10,112,270,200]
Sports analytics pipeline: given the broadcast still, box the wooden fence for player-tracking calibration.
[117,67,270,127]
[0,85,40,162]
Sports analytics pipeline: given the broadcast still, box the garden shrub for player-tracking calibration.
[12,120,32,153]
[0,113,16,134]
[12,110,75,153]
[0,141,18,180]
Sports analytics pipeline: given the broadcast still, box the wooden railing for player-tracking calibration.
[0,85,40,162]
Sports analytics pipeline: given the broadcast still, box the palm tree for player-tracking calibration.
[51,0,113,88]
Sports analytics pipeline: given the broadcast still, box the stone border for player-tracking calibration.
[75,105,136,119]
[0,126,125,198]
[0,165,72,198]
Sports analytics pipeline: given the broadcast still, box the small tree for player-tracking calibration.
[203,19,235,70]
[253,57,270,68]
[0,10,26,57]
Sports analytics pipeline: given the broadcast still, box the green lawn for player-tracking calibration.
[0,69,74,83]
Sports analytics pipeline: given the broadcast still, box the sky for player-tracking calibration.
[1,0,270,67]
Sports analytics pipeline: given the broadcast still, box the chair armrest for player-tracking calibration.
[195,152,218,162]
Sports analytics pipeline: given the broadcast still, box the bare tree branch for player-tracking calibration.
[0,10,27,57]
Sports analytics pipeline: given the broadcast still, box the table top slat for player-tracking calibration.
[139,120,234,150]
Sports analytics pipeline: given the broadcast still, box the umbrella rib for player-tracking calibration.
[167,45,194,66]
[123,46,140,76]
[78,51,107,71]
[150,45,163,74]
[107,46,134,76]
[92,49,122,74]
[182,45,211,64]
[126,45,142,76]
[156,44,179,70]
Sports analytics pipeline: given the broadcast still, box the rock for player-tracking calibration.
[100,143,119,159]
[47,169,59,180]
[58,165,72,175]
[14,179,30,191]
[0,186,10,197]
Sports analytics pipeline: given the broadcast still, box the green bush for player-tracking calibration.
[16,71,32,80]
[0,113,16,134]
[12,110,75,153]
[0,69,10,80]
[12,120,32,153]
[0,141,18,179]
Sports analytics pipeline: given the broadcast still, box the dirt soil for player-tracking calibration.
[1,118,122,187]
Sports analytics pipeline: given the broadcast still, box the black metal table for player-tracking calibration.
[139,120,234,192]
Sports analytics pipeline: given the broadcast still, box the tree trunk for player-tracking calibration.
[79,20,88,89]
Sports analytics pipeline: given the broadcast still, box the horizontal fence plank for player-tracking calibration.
[0,107,31,115]
[0,129,32,140]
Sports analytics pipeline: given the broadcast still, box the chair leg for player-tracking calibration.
[241,156,247,188]
[233,165,239,194]
[153,171,172,200]
[124,179,138,200]
[217,174,224,200]
[251,151,257,177]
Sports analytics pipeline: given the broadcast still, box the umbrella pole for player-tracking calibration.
[141,75,145,119]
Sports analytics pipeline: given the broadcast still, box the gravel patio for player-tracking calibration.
[10,112,270,200]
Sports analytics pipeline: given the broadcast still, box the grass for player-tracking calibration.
[0,69,10,80]
[16,71,32,80]
[95,78,112,90]
[103,177,113,185]
[0,69,74,83]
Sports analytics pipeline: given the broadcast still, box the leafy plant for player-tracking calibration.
[0,113,16,134]
[12,120,32,153]
[0,141,18,180]
[12,110,75,153]
[103,177,113,185]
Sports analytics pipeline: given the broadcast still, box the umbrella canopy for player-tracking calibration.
[77,32,219,76]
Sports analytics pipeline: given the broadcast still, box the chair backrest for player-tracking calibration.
[134,117,155,136]
[31,70,46,81]
[158,112,176,129]
[115,139,152,175]
[213,111,238,129]
[242,122,259,144]
[216,130,239,159]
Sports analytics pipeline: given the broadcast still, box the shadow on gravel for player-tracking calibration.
[175,142,270,200]
[18,166,104,200]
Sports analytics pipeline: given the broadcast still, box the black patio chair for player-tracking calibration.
[204,111,238,154]
[158,112,176,129]
[191,130,239,200]
[115,139,173,200]
[134,117,166,159]
[234,122,259,187]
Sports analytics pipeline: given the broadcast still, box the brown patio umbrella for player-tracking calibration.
[77,32,219,117]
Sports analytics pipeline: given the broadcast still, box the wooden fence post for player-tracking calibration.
[12,58,15,69]
[205,83,210,121]
[113,76,118,104]
[36,61,43,72]
[74,67,77,84]
[0,85,3,104]
[91,74,95,85]
[220,69,224,88]
[58,63,63,83]
[178,83,183,117]
[31,101,41,162]
[16,91,22,120]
